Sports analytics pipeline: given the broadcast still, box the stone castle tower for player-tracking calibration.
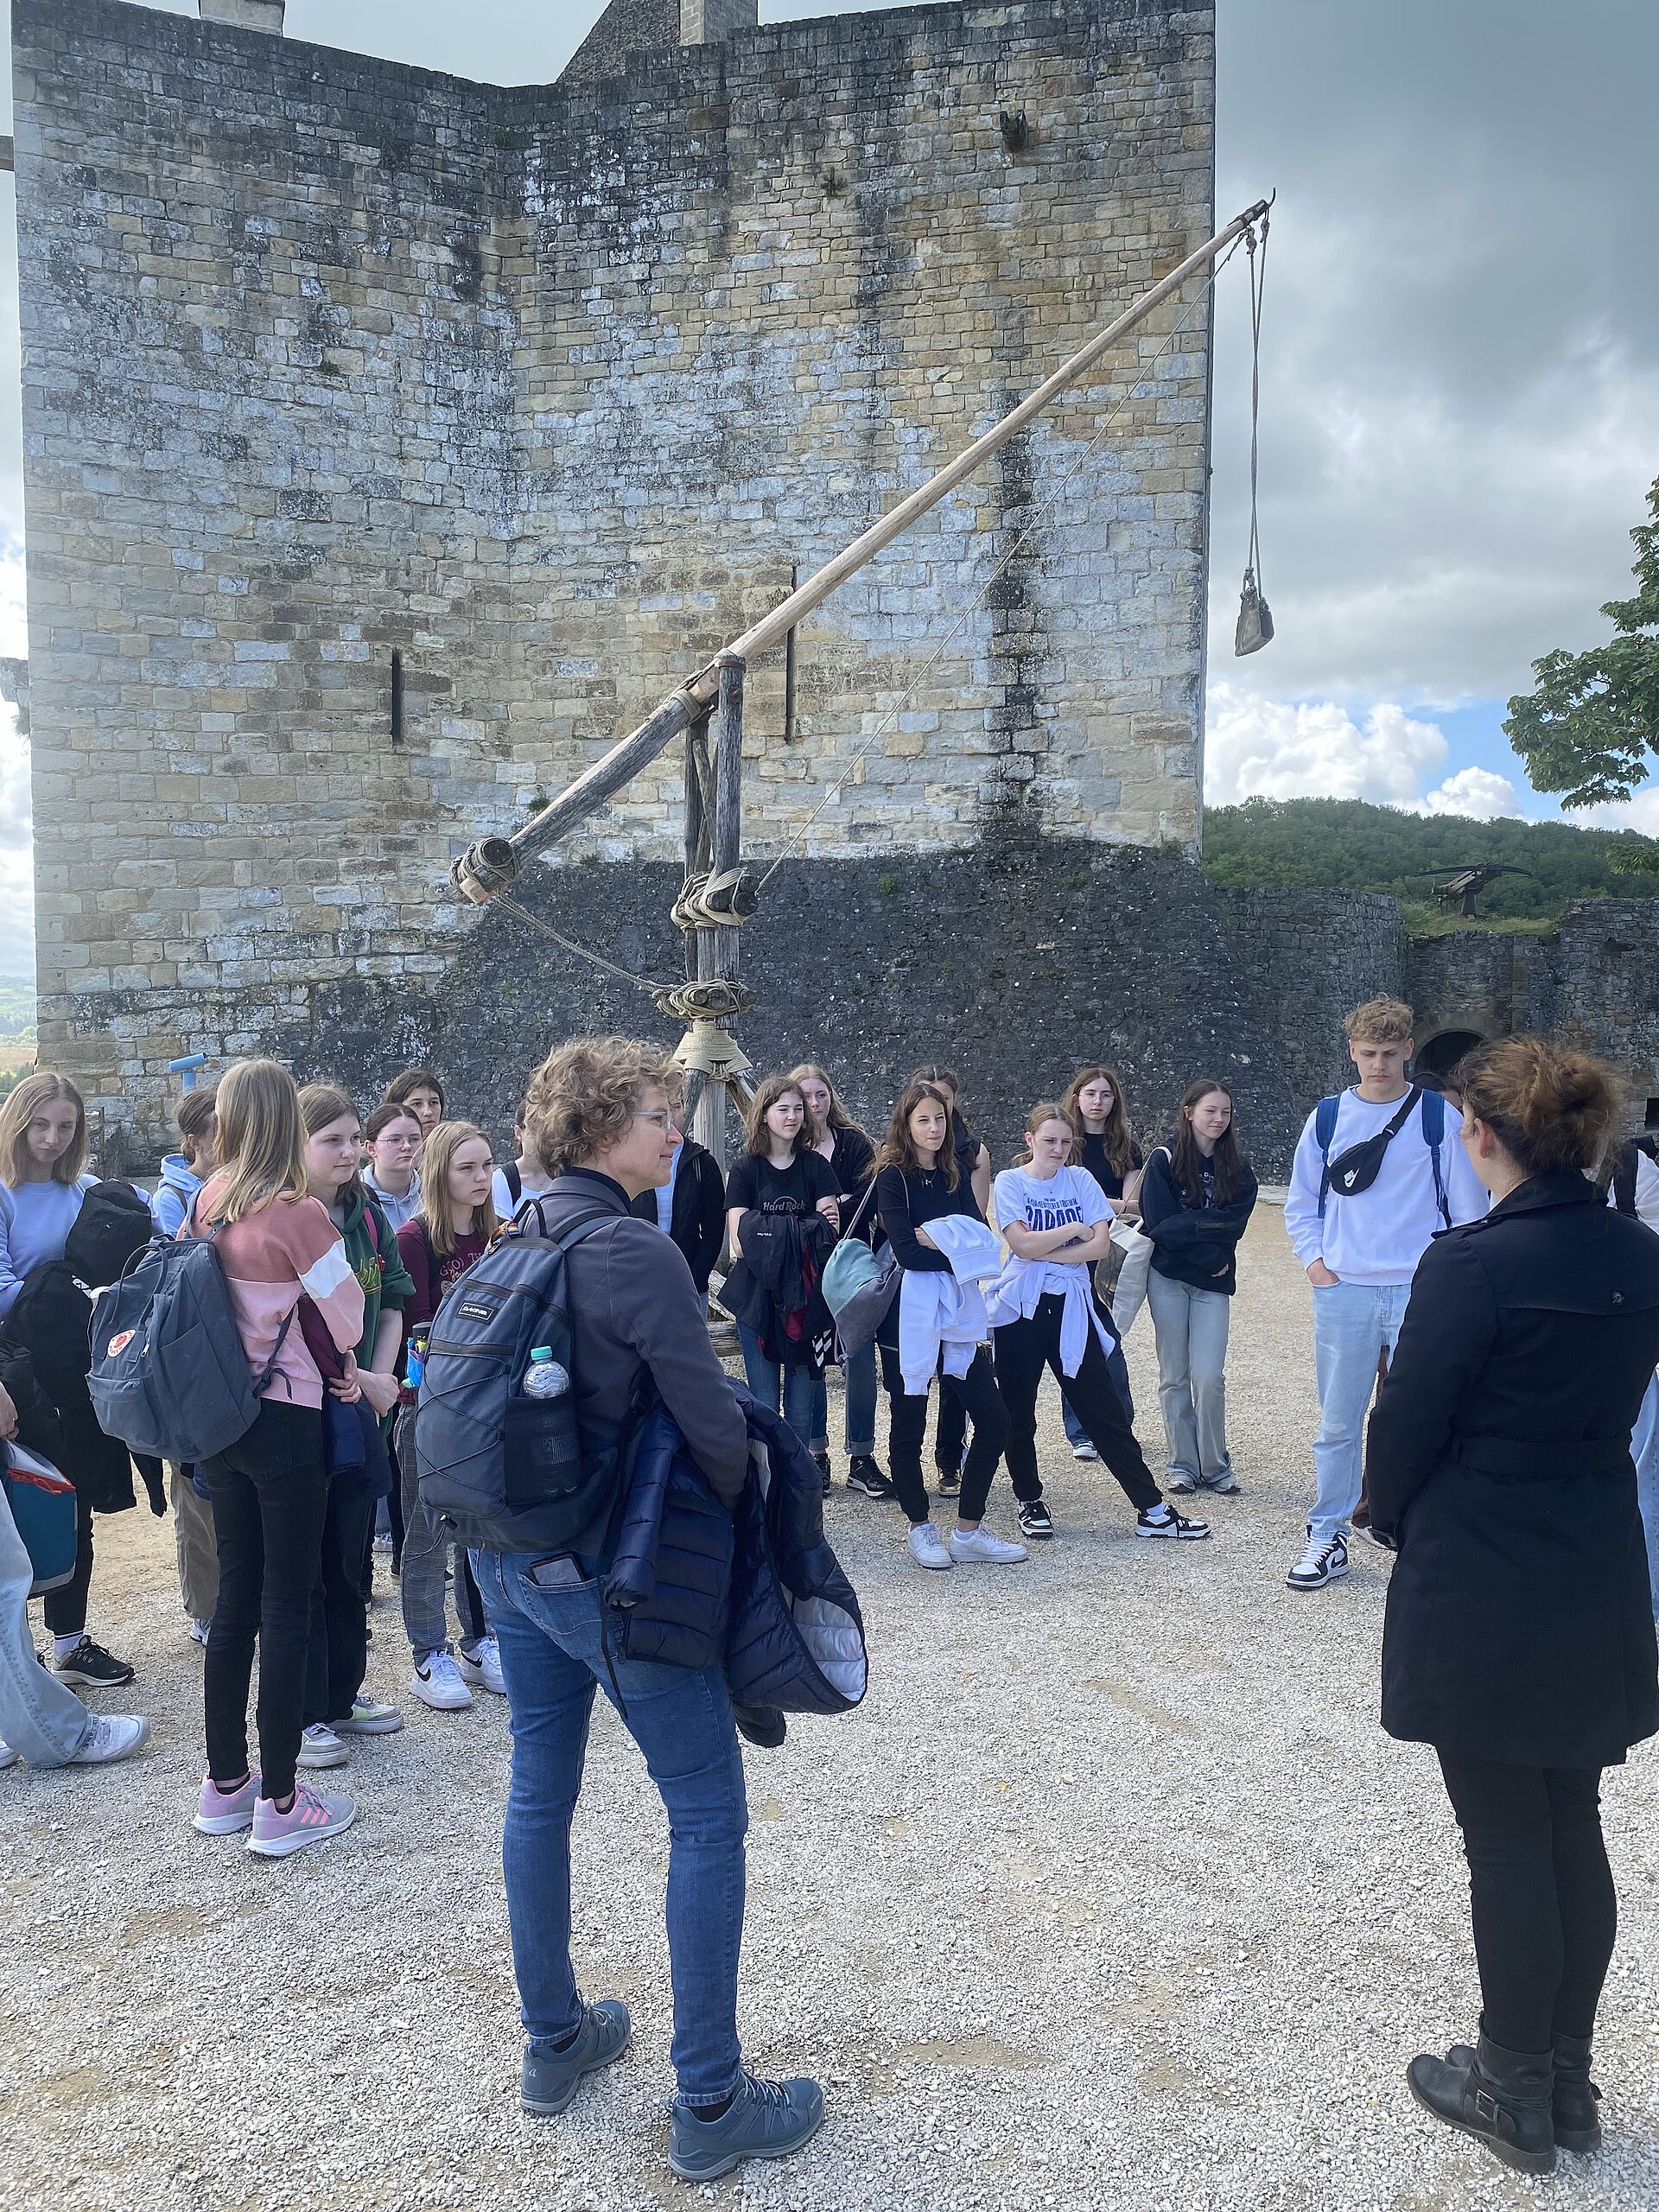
[14,0,1218,1159]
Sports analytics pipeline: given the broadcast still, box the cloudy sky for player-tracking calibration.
[0,0,1654,973]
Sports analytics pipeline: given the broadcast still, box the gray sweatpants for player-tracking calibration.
[395,1406,486,1661]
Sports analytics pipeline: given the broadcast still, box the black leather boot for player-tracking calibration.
[1408,2031,1555,2174]
[1447,2030,1604,2155]
[1551,2032,1603,2153]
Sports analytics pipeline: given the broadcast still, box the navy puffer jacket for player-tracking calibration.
[606,1386,868,1716]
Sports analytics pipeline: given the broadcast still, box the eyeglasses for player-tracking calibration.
[633,1109,682,1133]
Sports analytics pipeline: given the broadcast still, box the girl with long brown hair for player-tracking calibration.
[1137,1080,1258,1495]
[394,1120,501,1711]
[873,1082,1020,1569]
[791,1062,887,1497]
[1060,1065,1146,1458]
[722,1072,840,1471]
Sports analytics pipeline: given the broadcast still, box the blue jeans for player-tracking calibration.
[1633,1371,1659,1619]
[1310,1280,1412,1538]
[473,1550,748,2105]
[738,1325,823,1454]
[807,1341,879,1459]
[0,1484,94,1765]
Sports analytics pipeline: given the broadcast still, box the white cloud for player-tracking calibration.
[1579,785,1659,840]
[1406,766,1522,820]
[1204,681,1446,806]
[0,700,34,980]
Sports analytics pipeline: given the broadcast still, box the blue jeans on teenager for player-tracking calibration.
[738,1325,822,1455]
[473,1549,749,2105]
[807,1342,879,1460]
[1309,1279,1412,1539]
[1633,1370,1659,1619]
[0,1485,95,1766]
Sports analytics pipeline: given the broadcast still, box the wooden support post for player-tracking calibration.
[692,654,746,1173]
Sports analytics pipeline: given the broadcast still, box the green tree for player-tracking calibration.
[1504,474,1659,807]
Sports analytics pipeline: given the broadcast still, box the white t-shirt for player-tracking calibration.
[1283,1088,1489,1285]
[992,1165,1109,1297]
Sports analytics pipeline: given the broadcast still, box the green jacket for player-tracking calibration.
[340,1182,414,1360]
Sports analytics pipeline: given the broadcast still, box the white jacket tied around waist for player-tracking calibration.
[985,1255,1116,1376]
[897,1215,1004,1395]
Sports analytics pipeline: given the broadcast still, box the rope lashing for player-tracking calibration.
[1235,202,1274,656]
[670,868,760,934]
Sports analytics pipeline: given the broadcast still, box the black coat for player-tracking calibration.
[628,1138,726,1292]
[1136,1146,1259,1295]
[1370,1173,1659,1768]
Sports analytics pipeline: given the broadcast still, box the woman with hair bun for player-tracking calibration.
[1368,1037,1659,2175]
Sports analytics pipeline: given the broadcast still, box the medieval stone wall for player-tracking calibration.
[15,0,1217,1157]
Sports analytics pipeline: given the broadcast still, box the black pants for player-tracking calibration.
[304,1476,374,1730]
[203,1401,328,1802]
[880,1344,1008,1523]
[1437,1751,1617,2052]
[42,1491,93,1638]
[992,1297,1162,1512]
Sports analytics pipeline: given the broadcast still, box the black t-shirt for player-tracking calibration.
[725,1150,839,1219]
[1080,1131,1144,1203]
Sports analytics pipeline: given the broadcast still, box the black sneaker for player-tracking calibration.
[1135,1503,1211,1542]
[54,1637,137,1688]
[1017,1497,1054,1541]
[811,1450,832,1496]
[845,1457,894,1499]
[934,1460,962,1498]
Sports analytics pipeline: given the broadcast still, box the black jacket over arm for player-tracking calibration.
[1135,1147,1258,1295]
[1369,1173,1659,1768]
[630,1138,726,1292]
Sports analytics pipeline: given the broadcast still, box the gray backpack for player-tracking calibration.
[87,1232,290,1464]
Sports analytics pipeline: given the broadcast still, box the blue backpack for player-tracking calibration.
[87,1232,292,1464]
[413,1207,620,1553]
[1315,1086,1450,1227]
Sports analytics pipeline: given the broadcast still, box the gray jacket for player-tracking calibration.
[524,1171,747,1510]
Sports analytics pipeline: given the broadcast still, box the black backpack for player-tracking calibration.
[413,1207,618,1552]
[65,1180,156,1288]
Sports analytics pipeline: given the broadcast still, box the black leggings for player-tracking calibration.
[992,1297,1162,1511]
[42,1491,93,1638]
[305,1477,374,1730]
[880,1344,1008,1523]
[203,1400,329,1802]
[1437,1751,1617,2052]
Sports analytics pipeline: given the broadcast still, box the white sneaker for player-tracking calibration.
[334,1696,403,1736]
[456,1634,507,1695]
[296,1723,348,1769]
[410,1651,474,1711]
[1071,1442,1100,1462]
[188,1618,211,1649]
[906,1522,954,1572]
[947,1524,1028,1565]
[1287,1526,1350,1592]
[0,1739,19,1770]
[67,1714,151,1765]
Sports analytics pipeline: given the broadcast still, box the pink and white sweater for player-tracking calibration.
[188,1179,365,1409]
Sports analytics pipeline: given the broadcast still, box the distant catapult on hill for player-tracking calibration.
[1422,863,1536,920]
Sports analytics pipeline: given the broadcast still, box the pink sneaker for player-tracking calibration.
[194,1770,262,1834]
[247,1783,356,1859]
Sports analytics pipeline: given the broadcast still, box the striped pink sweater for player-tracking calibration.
[188,1180,365,1410]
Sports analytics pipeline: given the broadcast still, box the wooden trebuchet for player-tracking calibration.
[453,196,1270,906]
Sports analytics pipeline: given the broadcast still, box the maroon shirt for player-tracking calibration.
[394,1220,488,1399]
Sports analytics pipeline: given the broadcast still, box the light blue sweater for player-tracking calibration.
[0,1175,96,1322]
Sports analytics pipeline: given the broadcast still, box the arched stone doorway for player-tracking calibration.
[1414,1027,1483,1078]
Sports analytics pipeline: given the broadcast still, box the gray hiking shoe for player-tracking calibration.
[669,2071,825,2182]
[520,2000,631,2114]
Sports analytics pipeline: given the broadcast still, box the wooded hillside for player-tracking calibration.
[1201,798,1659,928]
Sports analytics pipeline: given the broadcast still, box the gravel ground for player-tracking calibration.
[3,1210,1657,2211]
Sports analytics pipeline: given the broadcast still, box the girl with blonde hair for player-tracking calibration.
[187,1058,366,1859]
[0,1072,135,1689]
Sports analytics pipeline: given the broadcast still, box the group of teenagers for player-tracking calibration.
[2,999,1659,2185]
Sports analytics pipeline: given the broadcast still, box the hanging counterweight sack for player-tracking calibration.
[1321,1087,1426,1202]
